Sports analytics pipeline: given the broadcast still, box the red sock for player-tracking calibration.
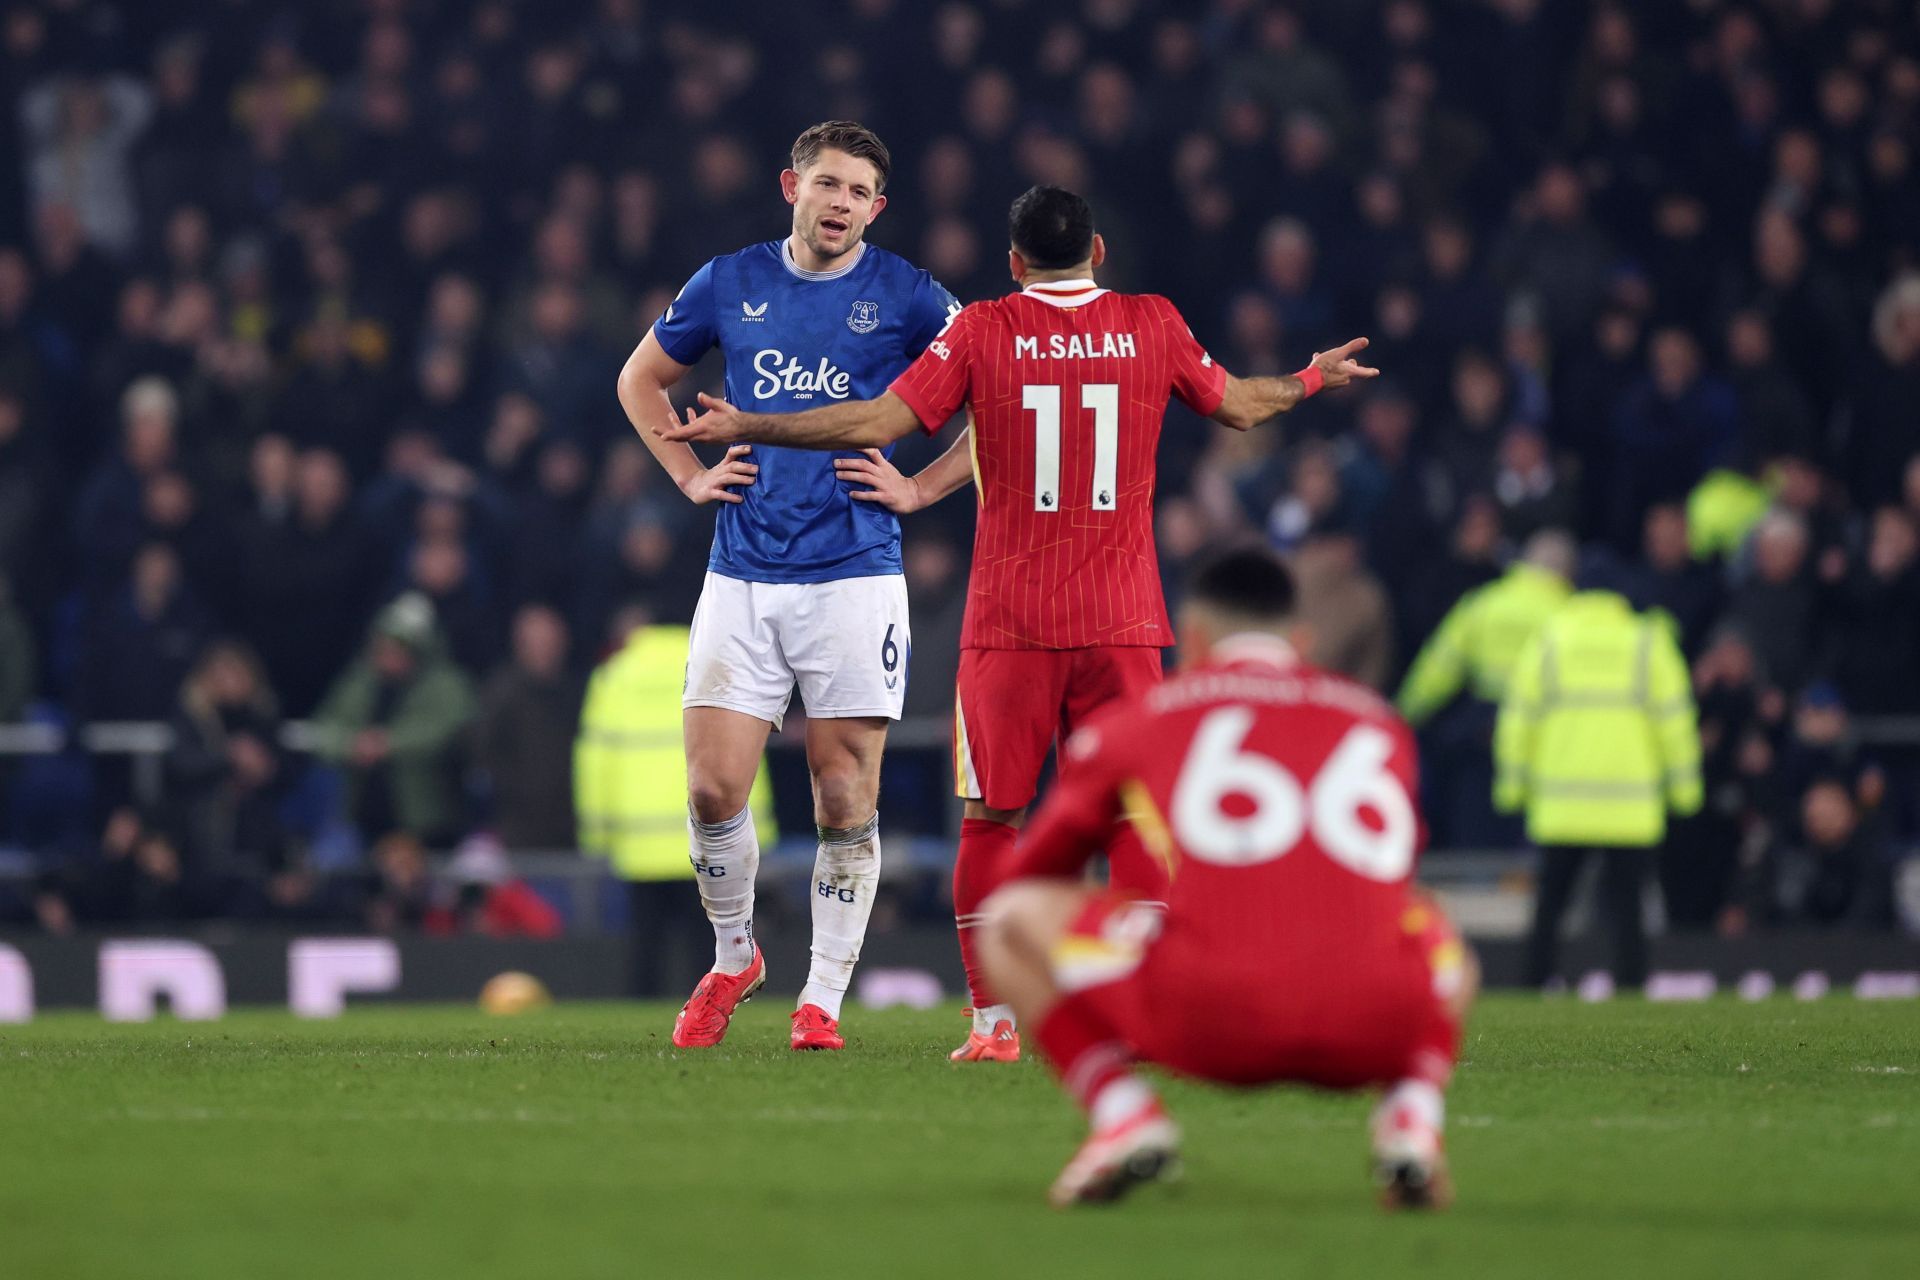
[1406,1003,1462,1089]
[1104,821,1169,900]
[954,816,1019,1008]
[1035,993,1135,1113]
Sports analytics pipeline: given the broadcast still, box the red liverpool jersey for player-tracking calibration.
[888,280,1227,650]
[1011,636,1426,972]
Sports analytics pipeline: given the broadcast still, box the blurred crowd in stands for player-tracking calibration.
[0,0,1917,935]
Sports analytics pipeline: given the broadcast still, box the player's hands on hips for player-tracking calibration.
[680,443,758,505]
[658,392,744,444]
[1311,337,1380,389]
[835,449,922,513]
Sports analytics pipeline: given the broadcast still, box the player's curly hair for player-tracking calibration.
[791,121,891,192]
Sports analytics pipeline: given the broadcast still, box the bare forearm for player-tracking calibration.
[731,401,900,450]
[1215,374,1308,431]
[910,424,977,507]
[617,365,705,491]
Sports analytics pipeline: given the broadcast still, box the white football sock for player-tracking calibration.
[689,805,759,975]
[796,813,880,1020]
[973,1002,1015,1035]
[1379,1079,1446,1133]
[1089,1076,1159,1132]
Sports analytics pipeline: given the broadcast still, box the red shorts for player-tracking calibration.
[952,647,1162,811]
[1051,891,1466,1090]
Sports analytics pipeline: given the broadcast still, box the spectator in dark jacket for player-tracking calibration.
[1555,306,1641,464]
[399,530,502,677]
[1417,216,1503,355]
[362,831,442,933]
[161,640,290,881]
[1664,627,1783,930]
[271,311,393,482]
[1726,310,1817,465]
[79,542,210,722]
[508,437,592,613]
[1831,508,1920,714]
[1604,328,1739,551]
[1733,778,1895,931]
[1492,426,1578,543]
[239,448,374,716]
[1725,511,1822,694]
[1396,495,1503,669]
[1631,502,1722,655]
[1842,274,1920,509]
[474,604,581,850]
[1492,163,1613,344]
[75,376,179,585]
[1433,349,1508,503]
[35,808,215,931]
[502,280,613,443]
[1770,684,1886,828]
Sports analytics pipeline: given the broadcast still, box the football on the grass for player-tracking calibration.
[479,972,551,1016]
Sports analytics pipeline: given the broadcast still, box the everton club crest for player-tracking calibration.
[847,300,880,334]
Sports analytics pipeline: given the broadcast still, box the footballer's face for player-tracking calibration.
[783,149,887,265]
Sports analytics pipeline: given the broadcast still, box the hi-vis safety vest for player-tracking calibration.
[573,626,774,880]
[1396,563,1571,728]
[1493,592,1703,848]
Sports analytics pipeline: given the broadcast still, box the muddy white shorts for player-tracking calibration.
[683,572,910,728]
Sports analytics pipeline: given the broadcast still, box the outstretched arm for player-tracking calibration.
[1211,336,1379,431]
[834,422,976,514]
[656,390,924,451]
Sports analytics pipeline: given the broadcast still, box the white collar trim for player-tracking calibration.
[1212,633,1298,668]
[782,237,867,281]
[1022,278,1107,308]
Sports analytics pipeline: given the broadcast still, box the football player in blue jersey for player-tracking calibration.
[616,121,974,1051]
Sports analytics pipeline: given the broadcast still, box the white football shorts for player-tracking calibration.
[684,572,910,728]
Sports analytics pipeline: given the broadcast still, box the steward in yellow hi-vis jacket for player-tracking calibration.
[1395,530,1575,847]
[1494,584,1702,990]
[575,620,774,995]
[1397,542,1575,727]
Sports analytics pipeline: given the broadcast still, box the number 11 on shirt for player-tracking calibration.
[1024,382,1119,512]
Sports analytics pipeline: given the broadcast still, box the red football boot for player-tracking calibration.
[1048,1104,1181,1207]
[790,1003,845,1051]
[670,949,765,1048]
[948,1008,1021,1062]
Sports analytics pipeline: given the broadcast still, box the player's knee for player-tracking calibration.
[685,768,752,826]
[810,768,875,830]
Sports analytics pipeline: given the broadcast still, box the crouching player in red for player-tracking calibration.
[980,547,1478,1209]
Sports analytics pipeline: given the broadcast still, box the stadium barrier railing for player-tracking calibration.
[6,716,1920,941]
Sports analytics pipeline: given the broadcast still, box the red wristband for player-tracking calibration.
[1294,363,1325,398]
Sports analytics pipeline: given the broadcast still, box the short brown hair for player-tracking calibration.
[791,121,891,193]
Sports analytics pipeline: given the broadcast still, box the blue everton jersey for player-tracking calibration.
[654,240,959,584]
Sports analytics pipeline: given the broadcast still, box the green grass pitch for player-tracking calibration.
[2,997,1916,1279]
